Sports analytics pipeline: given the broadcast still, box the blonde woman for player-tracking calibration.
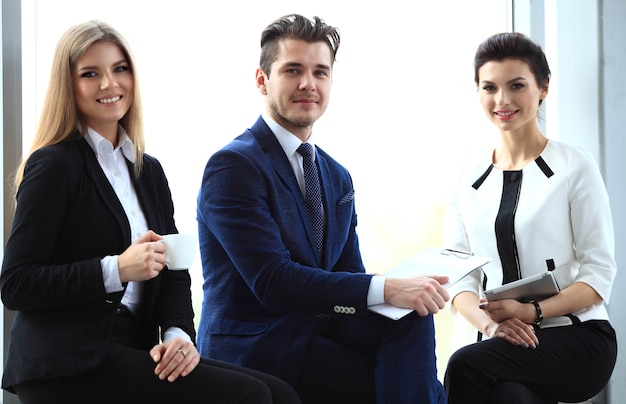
[0,20,298,404]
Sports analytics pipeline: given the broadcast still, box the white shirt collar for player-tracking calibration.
[84,126,136,163]
[262,113,316,161]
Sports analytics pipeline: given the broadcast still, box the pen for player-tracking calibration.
[440,248,475,258]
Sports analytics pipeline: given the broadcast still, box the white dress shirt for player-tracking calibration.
[84,126,189,342]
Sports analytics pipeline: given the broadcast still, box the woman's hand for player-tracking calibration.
[118,230,166,283]
[480,299,538,348]
[478,298,535,324]
[484,317,538,348]
[150,338,200,382]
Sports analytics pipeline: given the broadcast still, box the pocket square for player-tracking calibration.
[338,189,355,205]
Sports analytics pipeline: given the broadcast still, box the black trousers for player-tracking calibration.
[14,310,300,404]
[444,320,617,404]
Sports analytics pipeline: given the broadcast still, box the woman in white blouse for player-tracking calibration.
[442,32,617,404]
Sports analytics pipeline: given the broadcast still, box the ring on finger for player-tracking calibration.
[177,349,187,358]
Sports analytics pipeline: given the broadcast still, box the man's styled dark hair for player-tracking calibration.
[259,14,340,77]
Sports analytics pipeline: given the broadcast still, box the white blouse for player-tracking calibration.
[443,139,616,330]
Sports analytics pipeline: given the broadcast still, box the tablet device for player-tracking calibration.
[483,271,560,302]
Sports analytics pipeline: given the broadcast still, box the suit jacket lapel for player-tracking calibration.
[128,159,158,231]
[251,118,323,266]
[78,138,132,244]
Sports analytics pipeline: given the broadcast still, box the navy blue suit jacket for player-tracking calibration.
[197,116,374,386]
[0,135,194,391]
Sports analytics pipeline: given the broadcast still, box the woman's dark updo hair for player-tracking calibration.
[474,32,551,101]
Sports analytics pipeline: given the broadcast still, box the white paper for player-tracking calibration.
[368,247,492,320]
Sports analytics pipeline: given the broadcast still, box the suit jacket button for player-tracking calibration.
[334,305,341,313]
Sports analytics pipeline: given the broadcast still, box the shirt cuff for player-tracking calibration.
[163,327,193,343]
[101,255,124,293]
[367,275,386,306]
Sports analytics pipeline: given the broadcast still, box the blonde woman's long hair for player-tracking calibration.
[13,20,145,195]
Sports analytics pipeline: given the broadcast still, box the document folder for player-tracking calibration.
[369,247,492,320]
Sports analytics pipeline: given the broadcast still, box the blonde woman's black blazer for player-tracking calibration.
[0,134,194,392]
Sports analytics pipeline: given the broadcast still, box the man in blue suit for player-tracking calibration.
[197,14,450,403]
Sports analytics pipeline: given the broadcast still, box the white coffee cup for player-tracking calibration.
[161,234,198,270]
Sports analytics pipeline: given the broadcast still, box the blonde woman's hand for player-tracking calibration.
[118,230,166,282]
[151,338,200,382]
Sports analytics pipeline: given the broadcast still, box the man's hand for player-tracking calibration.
[384,276,450,316]
[150,338,200,382]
